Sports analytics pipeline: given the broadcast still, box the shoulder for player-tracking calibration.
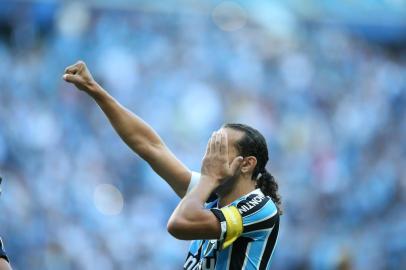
[235,191,278,234]
[236,190,277,218]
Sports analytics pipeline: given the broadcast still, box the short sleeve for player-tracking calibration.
[185,171,218,203]
[210,193,278,249]
[238,195,278,236]
[210,206,243,249]
[0,238,9,263]
[186,171,201,195]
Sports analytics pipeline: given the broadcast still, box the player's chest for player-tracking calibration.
[184,239,221,270]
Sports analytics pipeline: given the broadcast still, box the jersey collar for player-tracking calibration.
[216,188,264,208]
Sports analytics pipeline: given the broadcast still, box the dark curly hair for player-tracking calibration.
[223,123,283,214]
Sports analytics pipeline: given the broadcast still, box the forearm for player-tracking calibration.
[84,83,191,197]
[88,83,164,156]
[170,176,218,223]
[167,176,220,239]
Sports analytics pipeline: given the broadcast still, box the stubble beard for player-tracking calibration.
[214,173,240,197]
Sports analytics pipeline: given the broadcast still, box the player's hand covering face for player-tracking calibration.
[201,131,243,184]
[63,61,97,93]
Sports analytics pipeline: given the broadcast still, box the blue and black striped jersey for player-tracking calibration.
[0,238,9,263]
[184,173,279,270]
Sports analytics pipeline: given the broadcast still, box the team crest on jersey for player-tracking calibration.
[184,240,219,270]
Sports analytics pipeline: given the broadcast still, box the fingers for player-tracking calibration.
[206,130,227,156]
[64,60,86,75]
[64,65,78,75]
[230,156,244,173]
[210,132,217,154]
[214,131,222,153]
[63,74,81,84]
[205,133,213,155]
[208,130,227,155]
[220,131,227,155]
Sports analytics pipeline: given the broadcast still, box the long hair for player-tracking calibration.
[223,123,283,214]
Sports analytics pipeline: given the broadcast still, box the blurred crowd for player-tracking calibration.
[0,1,405,270]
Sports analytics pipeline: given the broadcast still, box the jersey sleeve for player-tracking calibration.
[210,193,278,249]
[238,194,278,236]
[0,238,9,263]
[186,171,218,203]
[185,171,201,195]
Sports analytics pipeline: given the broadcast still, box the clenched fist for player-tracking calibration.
[63,61,98,93]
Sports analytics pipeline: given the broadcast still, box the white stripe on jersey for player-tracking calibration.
[241,242,252,270]
[258,230,272,267]
[226,245,233,270]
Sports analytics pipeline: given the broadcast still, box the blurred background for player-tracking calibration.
[0,0,405,269]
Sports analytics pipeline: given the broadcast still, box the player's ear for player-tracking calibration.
[240,156,257,174]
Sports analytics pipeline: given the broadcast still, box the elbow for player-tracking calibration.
[134,142,164,161]
[167,216,189,240]
[130,141,152,156]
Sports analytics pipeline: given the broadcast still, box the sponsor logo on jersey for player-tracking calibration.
[237,194,269,216]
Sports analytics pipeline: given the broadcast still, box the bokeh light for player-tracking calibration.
[93,184,124,216]
[212,1,247,31]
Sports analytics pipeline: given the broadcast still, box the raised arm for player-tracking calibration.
[63,61,191,197]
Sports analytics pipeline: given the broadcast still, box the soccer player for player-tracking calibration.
[63,61,282,269]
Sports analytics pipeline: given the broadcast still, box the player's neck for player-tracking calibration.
[217,176,256,208]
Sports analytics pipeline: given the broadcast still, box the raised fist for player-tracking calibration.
[63,61,97,93]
